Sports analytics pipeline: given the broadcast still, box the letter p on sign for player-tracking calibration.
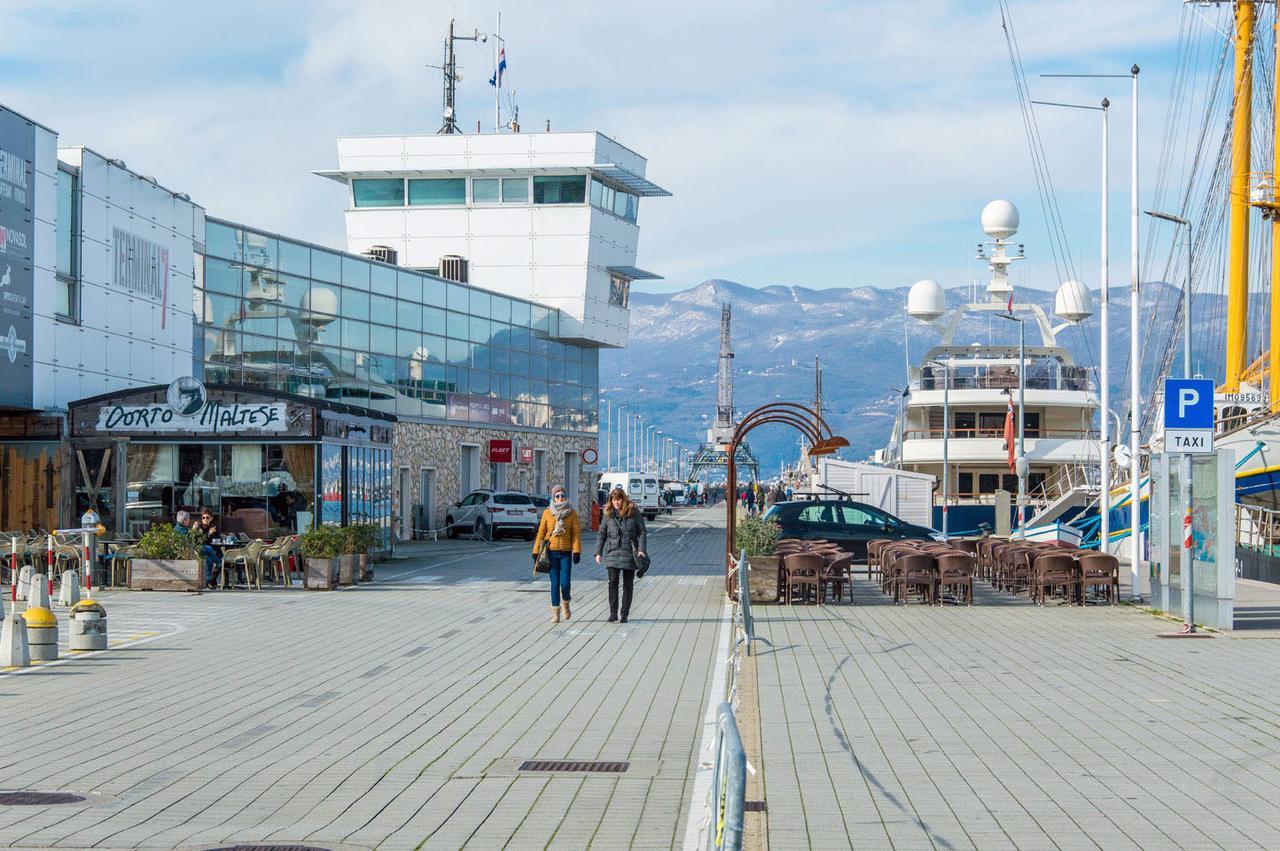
[1178,387,1199,420]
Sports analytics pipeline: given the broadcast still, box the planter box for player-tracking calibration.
[359,553,373,582]
[747,555,781,604]
[338,554,359,586]
[130,559,203,592]
[305,557,340,590]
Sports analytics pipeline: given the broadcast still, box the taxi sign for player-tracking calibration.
[1163,378,1214,454]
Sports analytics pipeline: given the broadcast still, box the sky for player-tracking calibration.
[0,0,1199,294]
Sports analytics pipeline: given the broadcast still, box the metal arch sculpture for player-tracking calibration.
[724,402,848,591]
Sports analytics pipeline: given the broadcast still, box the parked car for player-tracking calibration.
[446,490,541,540]
[530,494,551,509]
[760,499,943,560]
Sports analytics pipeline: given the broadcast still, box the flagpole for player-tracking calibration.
[494,12,501,132]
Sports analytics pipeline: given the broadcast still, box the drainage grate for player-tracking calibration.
[744,800,767,812]
[0,791,86,806]
[518,760,629,773]
[207,846,331,851]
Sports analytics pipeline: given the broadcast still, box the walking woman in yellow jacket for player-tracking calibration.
[532,485,582,623]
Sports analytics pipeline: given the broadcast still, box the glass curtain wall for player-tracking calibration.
[199,219,599,432]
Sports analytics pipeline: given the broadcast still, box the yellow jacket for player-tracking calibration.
[533,508,581,555]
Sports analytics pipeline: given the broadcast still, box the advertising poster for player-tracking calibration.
[0,106,34,408]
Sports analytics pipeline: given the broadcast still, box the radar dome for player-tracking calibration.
[981,200,1020,239]
[907,279,946,323]
[1054,279,1093,323]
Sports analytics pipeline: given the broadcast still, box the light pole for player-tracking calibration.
[603,399,611,474]
[1030,94,1112,554]
[1147,208,1194,631]
[927,358,951,537]
[615,405,628,470]
[996,312,1027,537]
[648,426,658,473]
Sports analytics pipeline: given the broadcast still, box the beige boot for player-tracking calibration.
[561,601,571,622]
[551,604,560,624]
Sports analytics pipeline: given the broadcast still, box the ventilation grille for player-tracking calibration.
[517,760,629,773]
[362,244,397,265]
[439,255,469,283]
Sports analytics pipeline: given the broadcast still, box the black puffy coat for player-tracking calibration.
[595,508,647,570]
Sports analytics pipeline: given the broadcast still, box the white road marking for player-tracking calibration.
[0,620,188,679]
[682,598,735,850]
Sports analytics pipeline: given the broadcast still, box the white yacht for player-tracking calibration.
[878,201,1101,538]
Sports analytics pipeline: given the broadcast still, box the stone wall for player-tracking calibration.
[393,421,598,538]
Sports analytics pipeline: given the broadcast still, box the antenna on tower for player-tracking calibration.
[431,18,487,135]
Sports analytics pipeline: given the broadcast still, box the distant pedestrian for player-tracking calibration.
[745,485,756,515]
[785,484,794,501]
[533,485,581,623]
[595,487,648,623]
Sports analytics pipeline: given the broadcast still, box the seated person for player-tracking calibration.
[196,508,222,586]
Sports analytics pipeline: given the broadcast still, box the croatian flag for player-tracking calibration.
[489,48,507,87]
[1003,395,1016,473]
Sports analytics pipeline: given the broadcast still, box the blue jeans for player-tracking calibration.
[203,545,221,585]
[547,550,573,606]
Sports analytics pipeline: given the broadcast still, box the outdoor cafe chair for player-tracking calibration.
[782,552,825,605]
[1031,552,1079,606]
[935,551,975,606]
[893,553,937,604]
[878,543,916,595]
[823,554,857,603]
[260,535,299,587]
[866,538,893,582]
[1077,552,1120,604]
[221,540,267,589]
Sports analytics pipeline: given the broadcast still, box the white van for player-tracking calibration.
[597,471,660,520]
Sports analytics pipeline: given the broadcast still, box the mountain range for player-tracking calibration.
[599,278,1233,476]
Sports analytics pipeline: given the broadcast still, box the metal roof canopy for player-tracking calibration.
[591,164,671,197]
[607,265,663,281]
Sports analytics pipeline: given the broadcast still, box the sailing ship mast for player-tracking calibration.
[1226,0,1254,393]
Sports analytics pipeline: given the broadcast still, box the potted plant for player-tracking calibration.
[735,514,783,603]
[300,526,342,590]
[353,523,381,581]
[131,525,203,591]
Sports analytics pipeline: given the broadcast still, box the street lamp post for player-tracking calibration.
[927,358,951,537]
[997,312,1027,537]
[1147,208,1195,631]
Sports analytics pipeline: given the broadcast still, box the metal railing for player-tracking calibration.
[913,364,1093,393]
[1237,503,1280,555]
[706,701,747,851]
[902,428,1098,441]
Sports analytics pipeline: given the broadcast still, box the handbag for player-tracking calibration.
[633,546,650,577]
[533,539,551,575]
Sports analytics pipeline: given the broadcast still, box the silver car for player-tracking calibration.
[446,490,541,540]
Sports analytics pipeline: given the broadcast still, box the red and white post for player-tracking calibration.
[46,535,54,596]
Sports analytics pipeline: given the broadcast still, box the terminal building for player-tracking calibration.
[0,100,666,544]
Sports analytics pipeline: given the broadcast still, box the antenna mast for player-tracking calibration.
[436,18,487,135]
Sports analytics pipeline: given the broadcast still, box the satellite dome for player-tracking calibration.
[907,279,946,322]
[981,200,1020,239]
[1054,279,1093,323]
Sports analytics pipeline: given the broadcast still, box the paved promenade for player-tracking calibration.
[0,510,728,850]
[753,580,1280,850]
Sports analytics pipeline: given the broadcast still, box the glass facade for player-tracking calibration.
[198,219,599,432]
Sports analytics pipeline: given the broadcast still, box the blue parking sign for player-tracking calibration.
[1164,378,1215,429]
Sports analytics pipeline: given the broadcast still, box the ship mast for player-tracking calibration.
[1226,0,1255,391]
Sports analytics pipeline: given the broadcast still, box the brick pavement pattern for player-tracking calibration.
[755,579,1280,850]
[0,510,726,850]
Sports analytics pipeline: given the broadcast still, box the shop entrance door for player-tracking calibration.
[398,467,412,541]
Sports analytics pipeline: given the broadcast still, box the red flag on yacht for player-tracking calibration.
[1003,395,1016,472]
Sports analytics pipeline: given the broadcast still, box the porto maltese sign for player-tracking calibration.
[96,377,288,434]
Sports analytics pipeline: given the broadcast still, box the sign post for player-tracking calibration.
[1163,378,1214,634]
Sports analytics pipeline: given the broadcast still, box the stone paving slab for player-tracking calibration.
[0,509,727,850]
[753,576,1280,850]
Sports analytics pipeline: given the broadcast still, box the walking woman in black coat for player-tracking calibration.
[594,486,648,623]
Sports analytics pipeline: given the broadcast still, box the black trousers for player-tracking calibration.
[607,567,634,618]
